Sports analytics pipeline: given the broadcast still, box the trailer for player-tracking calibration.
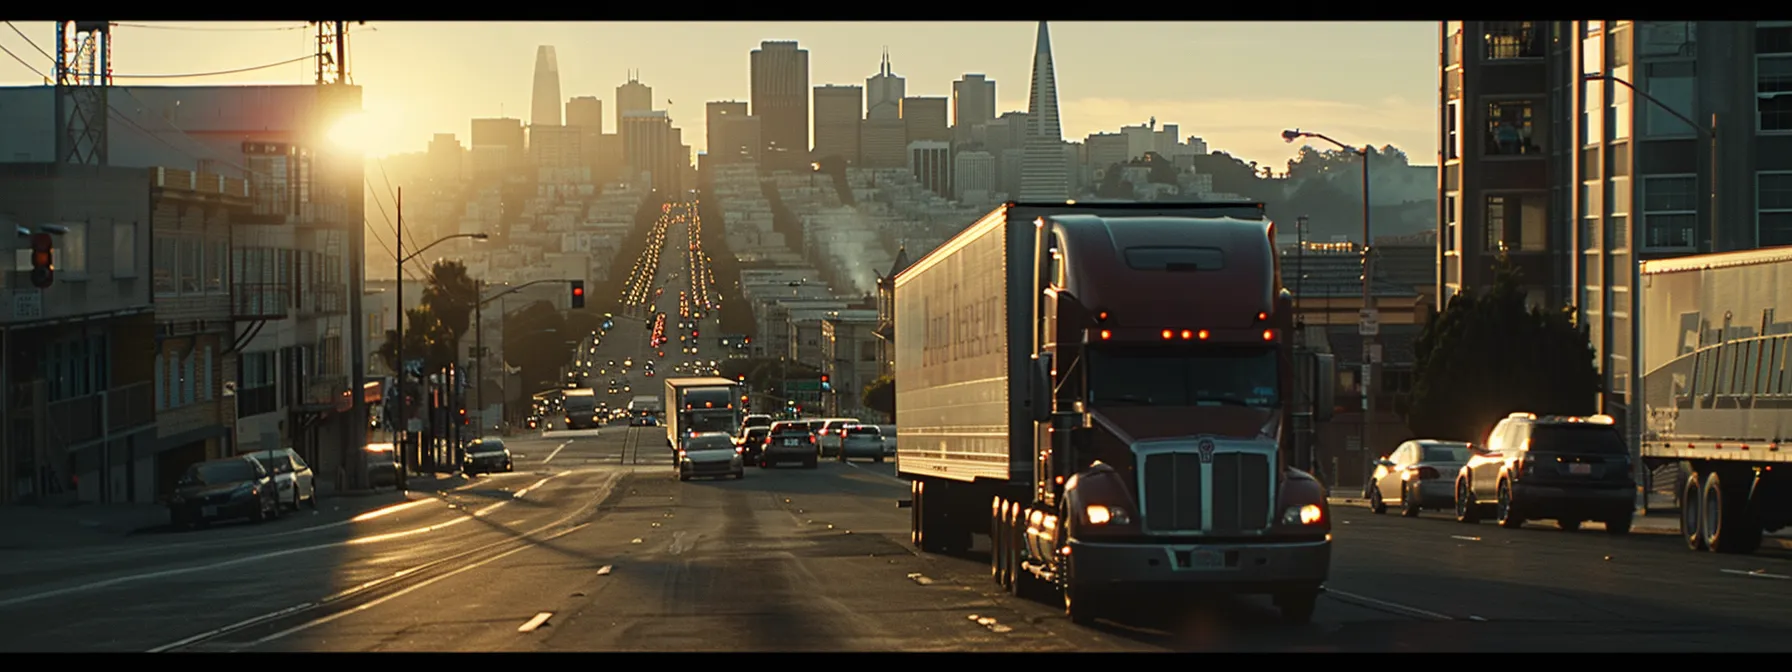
[665,377,743,449]
[894,202,1336,625]
[1639,247,1792,554]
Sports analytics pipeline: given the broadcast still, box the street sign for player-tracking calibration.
[1357,308,1380,336]
[11,291,42,321]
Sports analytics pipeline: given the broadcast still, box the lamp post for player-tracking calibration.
[1583,72,1719,515]
[1283,128,1375,492]
[393,203,489,477]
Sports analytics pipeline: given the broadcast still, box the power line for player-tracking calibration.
[375,158,421,251]
[113,54,313,80]
[4,21,53,63]
[0,42,48,82]
[115,22,308,32]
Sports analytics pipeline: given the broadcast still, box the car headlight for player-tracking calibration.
[1084,504,1130,526]
[1282,504,1324,526]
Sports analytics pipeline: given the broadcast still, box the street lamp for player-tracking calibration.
[1584,71,1720,515]
[1283,128,1376,491]
[393,189,489,477]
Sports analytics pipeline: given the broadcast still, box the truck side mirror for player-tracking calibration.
[1312,353,1336,423]
[1030,354,1053,424]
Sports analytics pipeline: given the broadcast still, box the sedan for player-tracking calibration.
[761,422,819,469]
[678,432,745,481]
[1368,440,1477,517]
[837,425,886,463]
[245,447,317,511]
[167,456,281,529]
[462,438,515,475]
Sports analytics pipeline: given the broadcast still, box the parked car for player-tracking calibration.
[364,442,401,488]
[814,418,862,457]
[167,456,281,529]
[462,438,514,475]
[678,432,745,481]
[1368,440,1477,517]
[837,424,885,463]
[1455,412,1635,533]
[244,447,317,511]
[761,421,819,469]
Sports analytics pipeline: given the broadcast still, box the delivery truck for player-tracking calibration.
[561,388,599,430]
[1639,247,1792,554]
[665,376,744,449]
[894,201,1336,625]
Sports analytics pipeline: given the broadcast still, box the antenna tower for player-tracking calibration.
[54,21,111,165]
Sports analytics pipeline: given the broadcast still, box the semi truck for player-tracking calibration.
[894,201,1337,625]
[562,388,599,430]
[665,377,744,449]
[1639,247,1792,555]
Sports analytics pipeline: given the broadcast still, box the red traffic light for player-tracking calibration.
[572,286,584,296]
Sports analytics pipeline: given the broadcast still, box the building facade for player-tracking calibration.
[812,85,863,165]
[751,41,811,171]
[908,141,952,199]
[901,97,950,145]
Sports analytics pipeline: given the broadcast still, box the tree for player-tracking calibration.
[422,259,480,343]
[502,300,573,394]
[1407,254,1602,442]
[1140,152,1179,185]
[378,306,457,376]
[1096,162,1131,199]
[862,375,894,417]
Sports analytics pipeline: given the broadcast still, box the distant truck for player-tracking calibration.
[665,377,744,449]
[562,388,599,430]
[1639,247,1792,555]
[627,395,664,427]
[894,202,1337,625]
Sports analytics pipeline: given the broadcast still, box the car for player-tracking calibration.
[760,421,819,469]
[362,442,402,488]
[1368,440,1478,517]
[678,432,745,481]
[462,438,514,475]
[1455,413,1635,533]
[739,414,773,435]
[244,447,317,511]
[167,456,282,529]
[837,424,886,463]
[736,426,771,461]
[814,418,862,457]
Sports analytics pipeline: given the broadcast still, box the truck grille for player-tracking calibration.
[1141,451,1273,533]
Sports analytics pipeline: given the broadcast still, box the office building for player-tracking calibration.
[900,97,950,145]
[706,101,757,165]
[566,96,603,135]
[428,133,463,182]
[813,85,863,164]
[470,117,526,179]
[865,50,905,121]
[953,74,997,143]
[751,41,811,171]
[622,110,680,193]
[953,149,997,204]
[909,140,952,198]
[1019,21,1071,202]
[531,46,562,127]
[616,74,653,132]
[530,124,584,169]
[860,119,908,169]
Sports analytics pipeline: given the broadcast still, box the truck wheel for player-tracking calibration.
[1455,480,1480,524]
[873,456,884,464]
[1682,469,1707,551]
[1274,587,1320,624]
[990,497,1007,585]
[1496,480,1525,529]
[910,480,925,549]
[1703,469,1764,554]
[1061,556,1101,626]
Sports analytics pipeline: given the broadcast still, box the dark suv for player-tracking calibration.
[760,421,819,469]
[1454,413,1636,533]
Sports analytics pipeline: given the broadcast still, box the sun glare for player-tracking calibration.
[327,108,401,155]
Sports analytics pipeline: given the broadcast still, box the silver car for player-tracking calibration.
[836,424,885,463]
[678,432,744,481]
[1369,440,1479,517]
[245,448,316,511]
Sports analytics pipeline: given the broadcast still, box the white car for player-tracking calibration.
[246,447,317,511]
[814,418,861,457]
[837,425,886,463]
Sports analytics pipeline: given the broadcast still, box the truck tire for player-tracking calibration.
[990,497,1008,585]
[1703,468,1764,554]
[1682,469,1707,551]
[1274,587,1320,624]
[1009,504,1052,603]
[910,480,924,549]
[1061,555,1101,626]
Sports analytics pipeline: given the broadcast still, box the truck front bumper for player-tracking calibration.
[1065,535,1330,594]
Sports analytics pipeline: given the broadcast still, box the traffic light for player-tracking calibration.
[458,408,469,426]
[570,280,585,309]
[28,233,53,289]
[820,375,831,391]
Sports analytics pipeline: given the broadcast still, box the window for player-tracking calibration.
[1583,76,1605,144]
[112,224,137,278]
[1485,194,1547,252]
[1759,172,1792,246]
[58,223,87,274]
[1485,100,1544,156]
[1760,24,1792,132]
[1485,195,1507,252]
[1483,21,1544,60]
[1639,22,1696,58]
[1642,175,1697,251]
[182,349,196,406]
[154,352,166,411]
[178,236,201,294]
[202,346,215,402]
[1445,103,1460,160]
[153,236,177,295]
[1643,62,1697,137]
[206,239,226,293]
[1443,193,1458,252]
[1581,181,1603,251]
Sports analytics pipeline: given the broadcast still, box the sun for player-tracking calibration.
[327,110,400,155]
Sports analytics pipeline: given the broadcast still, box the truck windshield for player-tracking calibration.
[684,411,737,433]
[1088,348,1279,408]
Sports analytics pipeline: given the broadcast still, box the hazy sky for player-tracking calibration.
[1,21,1439,167]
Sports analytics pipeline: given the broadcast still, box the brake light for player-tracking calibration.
[1415,466,1439,480]
[807,436,816,444]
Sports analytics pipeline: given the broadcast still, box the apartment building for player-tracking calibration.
[819,310,880,417]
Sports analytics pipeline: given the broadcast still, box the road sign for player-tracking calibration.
[1357,308,1380,336]
[11,291,42,320]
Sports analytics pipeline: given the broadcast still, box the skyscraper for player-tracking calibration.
[706,101,756,165]
[1018,21,1070,202]
[751,40,810,171]
[616,73,653,132]
[813,85,863,164]
[865,49,905,121]
[622,110,679,193]
[531,46,562,127]
[901,96,950,145]
[860,50,908,168]
[952,74,996,134]
[566,96,603,135]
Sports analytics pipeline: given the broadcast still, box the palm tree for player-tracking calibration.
[422,259,480,344]
[378,306,456,377]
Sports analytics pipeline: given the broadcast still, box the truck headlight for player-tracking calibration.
[1282,504,1323,526]
[1085,504,1130,526]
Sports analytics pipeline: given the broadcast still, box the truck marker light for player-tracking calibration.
[1097,311,1109,321]
[1198,329,1211,340]
[1161,329,1173,340]
[1257,311,1269,321]
[1180,330,1194,340]
[1099,330,1112,340]
[1263,329,1275,341]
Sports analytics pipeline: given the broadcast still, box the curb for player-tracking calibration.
[1327,496,1792,550]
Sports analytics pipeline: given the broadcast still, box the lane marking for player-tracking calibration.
[517,612,554,633]
[1721,568,1791,580]
[250,523,589,645]
[842,461,909,486]
[1450,535,1482,542]
[542,441,572,464]
[596,565,613,576]
[473,502,508,517]
[351,498,436,522]
[1324,588,1454,621]
[513,475,556,499]
[147,601,319,652]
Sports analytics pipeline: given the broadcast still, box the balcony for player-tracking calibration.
[299,284,347,316]
[37,382,155,446]
[232,282,291,320]
[301,374,350,411]
[1484,22,1545,60]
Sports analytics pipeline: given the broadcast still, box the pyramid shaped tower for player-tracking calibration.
[1018,21,1070,202]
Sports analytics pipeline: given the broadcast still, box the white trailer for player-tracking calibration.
[1640,246,1792,554]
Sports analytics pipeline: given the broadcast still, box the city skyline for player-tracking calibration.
[0,21,1437,167]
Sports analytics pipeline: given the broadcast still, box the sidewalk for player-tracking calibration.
[1327,492,1792,550]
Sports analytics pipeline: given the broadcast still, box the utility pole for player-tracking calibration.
[475,278,485,436]
[1359,149,1376,496]
[394,187,408,475]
